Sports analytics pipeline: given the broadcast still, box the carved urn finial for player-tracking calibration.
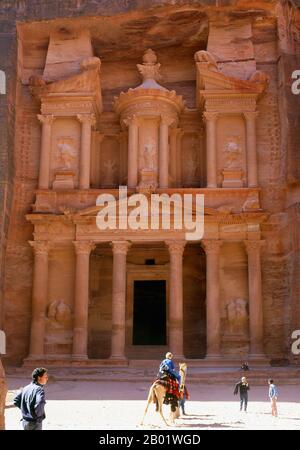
[142,49,157,65]
[136,48,163,85]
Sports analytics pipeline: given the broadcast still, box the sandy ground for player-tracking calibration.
[4,378,300,430]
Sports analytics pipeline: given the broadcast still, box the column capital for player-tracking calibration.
[111,240,131,255]
[123,114,139,127]
[165,240,186,256]
[73,241,95,255]
[244,240,265,254]
[243,111,259,121]
[37,114,54,125]
[203,111,219,123]
[29,240,51,255]
[77,113,96,126]
[201,239,223,254]
[160,115,174,127]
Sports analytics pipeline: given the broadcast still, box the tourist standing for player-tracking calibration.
[234,376,250,412]
[268,379,278,417]
[14,367,48,430]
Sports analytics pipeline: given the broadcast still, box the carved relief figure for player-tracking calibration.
[57,137,77,170]
[47,300,72,328]
[194,50,218,72]
[226,298,248,335]
[143,139,156,170]
[102,159,117,186]
[242,191,260,211]
[223,136,242,169]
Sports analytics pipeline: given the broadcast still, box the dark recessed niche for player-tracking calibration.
[145,259,155,265]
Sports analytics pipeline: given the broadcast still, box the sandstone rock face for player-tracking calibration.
[0,1,299,365]
[0,359,6,430]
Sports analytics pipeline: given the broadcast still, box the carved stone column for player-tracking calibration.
[176,129,184,187]
[72,241,95,359]
[124,116,139,188]
[77,114,96,189]
[96,133,104,188]
[0,358,6,430]
[28,241,51,358]
[203,112,218,188]
[244,112,259,187]
[166,240,186,358]
[37,114,54,189]
[159,116,171,188]
[169,128,179,187]
[110,241,131,359]
[244,240,265,356]
[202,239,222,357]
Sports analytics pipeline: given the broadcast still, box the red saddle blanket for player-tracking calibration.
[155,377,180,399]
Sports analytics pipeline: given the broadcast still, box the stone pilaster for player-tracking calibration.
[37,114,54,189]
[244,111,259,187]
[124,115,139,188]
[244,240,265,357]
[202,239,222,357]
[72,241,95,359]
[77,114,96,189]
[28,241,51,358]
[110,241,131,359]
[203,112,218,188]
[159,116,171,188]
[165,240,186,358]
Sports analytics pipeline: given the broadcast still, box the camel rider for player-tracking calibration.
[158,352,181,384]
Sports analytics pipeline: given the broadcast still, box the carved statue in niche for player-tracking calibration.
[223,136,242,169]
[143,139,156,170]
[102,159,117,186]
[185,153,198,181]
[47,300,72,328]
[226,298,248,335]
[57,137,77,170]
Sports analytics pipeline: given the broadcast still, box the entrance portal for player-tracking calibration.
[133,280,166,345]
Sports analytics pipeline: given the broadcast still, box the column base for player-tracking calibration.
[72,355,88,361]
[205,354,223,361]
[109,355,127,362]
[248,354,269,364]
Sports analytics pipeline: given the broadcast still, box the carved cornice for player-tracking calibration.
[73,240,95,255]
[29,240,51,255]
[201,239,223,254]
[111,240,131,255]
[165,240,186,256]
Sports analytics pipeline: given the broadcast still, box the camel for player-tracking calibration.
[140,362,187,427]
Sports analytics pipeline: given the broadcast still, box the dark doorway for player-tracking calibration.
[133,280,166,345]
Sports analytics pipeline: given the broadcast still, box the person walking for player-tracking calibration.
[179,385,189,415]
[234,376,250,412]
[13,367,48,430]
[268,379,278,417]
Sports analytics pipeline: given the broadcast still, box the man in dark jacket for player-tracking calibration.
[234,376,250,412]
[14,367,48,430]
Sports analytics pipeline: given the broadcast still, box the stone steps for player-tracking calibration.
[6,364,300,385]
